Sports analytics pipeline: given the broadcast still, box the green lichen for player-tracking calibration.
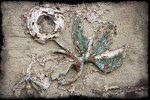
[72,16,88,53]
[92,22,116,55]
[72,17,124,73]
[94,53,123,73]
[93,34,110,54]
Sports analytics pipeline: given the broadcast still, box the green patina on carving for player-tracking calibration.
[72,16,88,53]
[82,54,88,63]
[94,33,110,54]
[72,16,124,73]
[54,16,127,85]
[92,22,116,55]
[94,53,123,73]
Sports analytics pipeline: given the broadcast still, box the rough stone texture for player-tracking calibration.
[0,1,148,98]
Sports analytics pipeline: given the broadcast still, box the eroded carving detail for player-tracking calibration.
[23,4,65,44]
[54,15,128,85]
[12,4,129,97]
[12,54,51,97]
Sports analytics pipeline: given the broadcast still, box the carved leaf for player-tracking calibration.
[93,53,123,74]
[92,22,116,55]
[72,16,88,54]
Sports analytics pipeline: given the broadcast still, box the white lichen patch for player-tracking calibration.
[75,4,104,24]
[104,85,119,92]
[12,53,52,97]
[68,84,76,94]
[23,4,65,44]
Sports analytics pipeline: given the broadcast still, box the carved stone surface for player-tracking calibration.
[1,1,148,98]
[24,4,65,44]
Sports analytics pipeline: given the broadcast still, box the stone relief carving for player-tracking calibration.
[23,4,64,44]
[12,4,128,97]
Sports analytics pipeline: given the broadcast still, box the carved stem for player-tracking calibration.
[59,61,83,86]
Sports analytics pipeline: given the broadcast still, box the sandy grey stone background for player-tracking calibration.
[0,1,148,98]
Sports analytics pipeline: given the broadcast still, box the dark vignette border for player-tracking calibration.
[0,0,149,100]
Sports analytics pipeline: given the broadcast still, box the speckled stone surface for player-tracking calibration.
[0,1,148,98]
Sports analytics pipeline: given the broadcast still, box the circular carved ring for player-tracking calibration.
[24,4,65,44]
